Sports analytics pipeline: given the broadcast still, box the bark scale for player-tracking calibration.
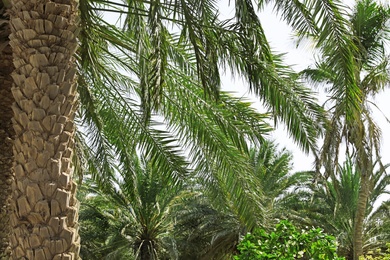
[8,0,80,259]
[0,3,14,257]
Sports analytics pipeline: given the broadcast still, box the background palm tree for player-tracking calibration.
[172,140,312,259]
[78,153,188,260]
[172,194,243,260]
[365,200,390,255]
[247,140,313,226]
[290,160,390,259]
[301,0,390,258]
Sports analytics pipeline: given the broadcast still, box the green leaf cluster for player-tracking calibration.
[235,220,344,260]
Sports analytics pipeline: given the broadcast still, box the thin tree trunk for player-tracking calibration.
[140,240,154,260]
[8,0,80,259]
[353,171,369,260]
[0,3,14,257]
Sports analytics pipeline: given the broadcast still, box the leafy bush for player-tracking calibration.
[234,220,344,260]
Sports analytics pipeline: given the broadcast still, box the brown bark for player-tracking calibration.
[8,0,81,259]
[0,3,14,258]
[353,171,369,260]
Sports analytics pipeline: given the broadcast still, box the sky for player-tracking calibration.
[218,1,390,173]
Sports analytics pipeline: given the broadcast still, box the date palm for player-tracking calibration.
[75,0,326,252]
[248,140,313,225]
[291,160,390,259]
[172,193,243,260]
[78,154,187,260]
[7,0,81,259]
[0,0,359,259]
[301,1,390,258]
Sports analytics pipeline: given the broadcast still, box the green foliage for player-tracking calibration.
[172,194,242,259]
[285,160,390,257]
[77,153,186,260]
[234,220,344,260]
[360,243,390,260]
[248,141,314,227]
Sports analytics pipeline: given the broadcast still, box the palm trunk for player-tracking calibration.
[8,0,80,259]
[0,3,14,257]
[140,241,154,260]
[353,171,369,260]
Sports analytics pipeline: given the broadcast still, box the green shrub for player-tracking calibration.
[234,220,344,260]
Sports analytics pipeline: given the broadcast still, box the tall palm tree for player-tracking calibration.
[4,0,275,255]
[290,160,390,259]
[301,1,390,258]
[7,0,81,258]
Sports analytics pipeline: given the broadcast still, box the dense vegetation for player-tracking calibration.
[235,220,343,260]
[0,0,389,259]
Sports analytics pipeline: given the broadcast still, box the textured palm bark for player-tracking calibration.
[353,172,369,260]
[8,0,80,259]
[0,4,14,257]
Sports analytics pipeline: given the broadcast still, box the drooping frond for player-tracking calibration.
[300,0,390,180]
[312,0,361,124]
[222,0,325,153]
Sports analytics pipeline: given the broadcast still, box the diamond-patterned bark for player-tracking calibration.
[9,0,80,259]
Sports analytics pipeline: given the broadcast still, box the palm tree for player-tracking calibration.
[290,160,390,259]
[7,0,81,258]
[78,154,187,260]
[301,1,390,258]
[172,194,243,260]
[74,1,327,255]
[0,0,270,257]
[365,200,390,255]
[4,0,274,255]
[247,140,313,226]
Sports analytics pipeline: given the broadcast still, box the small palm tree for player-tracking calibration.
[78,154,187,260]
[172,194,242,260]
[248,140,313,226]
[291,160,390,259]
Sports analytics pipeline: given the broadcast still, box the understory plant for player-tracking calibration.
[235,220,344,260]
